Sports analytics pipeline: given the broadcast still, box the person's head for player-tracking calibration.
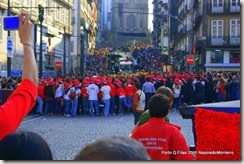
[0,131,53,160]
[148,94,170,118]
[155,86,174,109]
[74,136,150,160]
[134,82,141,90]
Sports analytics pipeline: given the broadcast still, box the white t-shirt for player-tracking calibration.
[87,84,99,100]
[100,85,111,100]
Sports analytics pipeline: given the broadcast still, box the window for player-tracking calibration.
[126,15,136,28]
[212,0,223,7]
[230,19,240,38]
[210,50,223,63]
[211,20,223,38]
[140,19,143,28]
[212,0,223,12]
[230,51,240,63]
[230,19,240,44]
[231,0,240,6]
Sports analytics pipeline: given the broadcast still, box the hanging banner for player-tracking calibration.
[7,36,13,58]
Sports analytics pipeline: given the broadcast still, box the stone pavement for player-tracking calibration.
[17,108,194,160]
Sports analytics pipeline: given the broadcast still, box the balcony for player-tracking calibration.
[230,5,240,12]
[193,13,202,31]
[207,36,240,47]
[208,2,240,14]
[175,28,186,41]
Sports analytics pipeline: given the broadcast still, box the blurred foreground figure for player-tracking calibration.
[0,131,53,160]
[74,136,150,160]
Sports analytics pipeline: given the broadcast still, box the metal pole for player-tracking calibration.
[39,21,43,78]
[7,0,11,77]
[63,27,66,75]
[38,5,44,78]
[80,33,84,77]
[34,24,37,60]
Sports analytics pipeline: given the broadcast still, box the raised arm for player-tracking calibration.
[18,13,38,87]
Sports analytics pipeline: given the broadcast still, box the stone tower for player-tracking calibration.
[111,0,149,45]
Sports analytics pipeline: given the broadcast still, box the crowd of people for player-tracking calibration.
[27,69,240,118]
[0,13,241,160]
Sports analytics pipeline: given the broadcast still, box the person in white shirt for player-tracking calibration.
[87,77,99,116]
[63,82,71,117]
[70,80,81,117]
[54,82,64,115]
[100,79,111,116]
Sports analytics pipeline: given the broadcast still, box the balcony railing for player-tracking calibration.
[207,2,240,14]
[175,28,186,41]
[207,36,240,47]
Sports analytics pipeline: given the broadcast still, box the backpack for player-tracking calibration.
[69,89,76,100]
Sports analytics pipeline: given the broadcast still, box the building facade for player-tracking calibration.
[71,0,98,76]
[205,0,240,72]
[0,0,99,77]
[0,0,73,76]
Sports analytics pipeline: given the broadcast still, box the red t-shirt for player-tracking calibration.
[81,87,88,98]
[107,82,116,96]
[131,118,193,160]
[0,79,37,140]
[37,84,45,100]
[125,84,135,97]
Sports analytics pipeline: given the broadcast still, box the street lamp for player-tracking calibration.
[7,0,11,77]
[63,27,66,75]
[80,30,84,77]
[38,4,44,78]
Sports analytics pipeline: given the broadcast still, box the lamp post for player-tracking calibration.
[63,27,66,75]
[38,5,44,78]
[7,0,11,77]
[80,30,84,77]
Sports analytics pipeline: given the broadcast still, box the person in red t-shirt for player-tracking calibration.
[0,13,38,140]
[107,77,116,115]
[130,94,193,160]
[217,78,225,102]
[116,81,130,114]
[125,78,135,113]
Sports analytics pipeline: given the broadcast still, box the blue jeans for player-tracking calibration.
[103,99,110,116]
[110,96,115,114]
[173,97,181,109]
[54,101,62,115]
[217,93,223,102]
[119,97,130,113]
[89,100,99,116]
[82,97,89,115]
[71,98,78,116]
[236,88,240,100]
[145,92,154,110]
[44,99,55,115]
[126,96,133,113]
[64,99,71,115]
[36,96,43,114]
[133,112,142,125]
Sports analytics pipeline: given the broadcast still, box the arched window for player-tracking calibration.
[127,15,136,28]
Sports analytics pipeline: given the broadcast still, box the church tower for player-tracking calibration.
[111,0,149,45]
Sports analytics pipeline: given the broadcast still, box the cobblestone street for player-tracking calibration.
[17,108,194,160]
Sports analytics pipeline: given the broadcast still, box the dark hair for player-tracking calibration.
[148,94,170,118]
[134,82,141,90]
[74,136,150,160]
[0,131,53,160]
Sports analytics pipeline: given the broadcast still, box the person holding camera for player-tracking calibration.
[0,13,38,140]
